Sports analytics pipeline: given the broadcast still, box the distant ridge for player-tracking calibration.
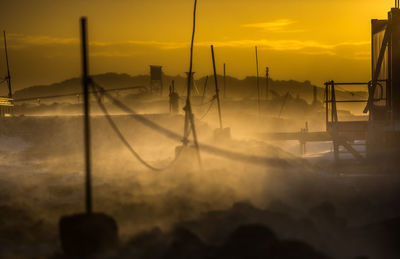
[13,72,367,103]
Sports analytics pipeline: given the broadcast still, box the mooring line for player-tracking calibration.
[92,82,187,171]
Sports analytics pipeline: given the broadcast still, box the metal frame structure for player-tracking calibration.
[324,81,369,161]
[1,31,14,117]
[324,7,400,161]
[263,6,400,163]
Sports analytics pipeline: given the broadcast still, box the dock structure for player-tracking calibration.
[262,7,400,163]
[0,97,13,117]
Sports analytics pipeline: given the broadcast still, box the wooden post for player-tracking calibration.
[81,17,92,214]
[211,45,223,129]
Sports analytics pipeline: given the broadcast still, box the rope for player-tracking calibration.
[191,96,217,107]
[92,82,186,171]
[177,95,214,107]
[91,80,300,169]
[92,81,183,142]
[199,96,216,120]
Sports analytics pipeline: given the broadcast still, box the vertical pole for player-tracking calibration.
[331,81,334,124]
[169,80,176,114]
[201,76,208,104]
[223,63,226,99]
[160,76,163,96]
[211,45,223,129]
[265,67,269,100]
[255,46,261,116]
[3,31,12,98]
[304,121,308,155]
[331,81,339,162]
[81,17,92,214]
[331,81,338,123]
[325,83,329,131]
[183,0,202,169]
[169,82,172,113]
[185,72,195,96]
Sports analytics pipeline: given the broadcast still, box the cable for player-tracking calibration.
[92,82,186,171]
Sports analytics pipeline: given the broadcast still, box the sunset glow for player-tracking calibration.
[0,0,395,90]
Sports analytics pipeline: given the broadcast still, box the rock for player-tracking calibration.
[59,212,118,256]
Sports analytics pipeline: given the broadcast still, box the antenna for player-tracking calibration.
[3,31,12,98]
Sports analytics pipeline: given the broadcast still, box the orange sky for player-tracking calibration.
[0,0,395,92]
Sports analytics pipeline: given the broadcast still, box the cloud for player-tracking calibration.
[4,34,370,59]
[197,39,370,52]
[241,19,296,31]
[6,33,78,49]
[241,19,304,33]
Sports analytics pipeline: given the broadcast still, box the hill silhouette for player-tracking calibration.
[13,72,368,104]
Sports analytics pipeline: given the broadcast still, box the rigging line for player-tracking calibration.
[14,85,147,102]
[91,80,301,168]
[0,78,7,85]
[199,96,216,120]
[92,83,186,171]
[191,96,216,107]
[92,81,183,142]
